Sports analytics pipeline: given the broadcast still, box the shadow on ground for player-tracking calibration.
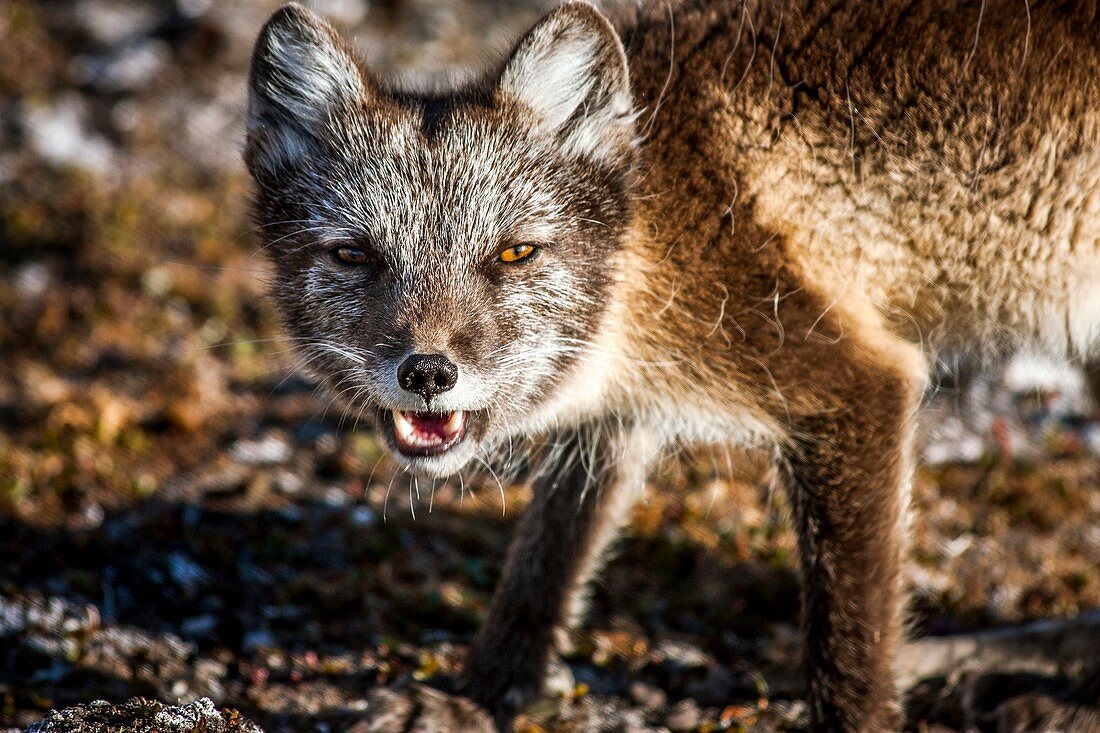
[3,475,1098,732]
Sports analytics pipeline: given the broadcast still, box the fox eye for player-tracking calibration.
[333,246,370,266]
[498,243,539,264]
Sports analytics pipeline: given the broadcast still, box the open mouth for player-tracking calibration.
[390,410,466,456]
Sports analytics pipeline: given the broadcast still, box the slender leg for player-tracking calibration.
[779,353,924,732]
[460,424,657,727]
[360,423,656,732]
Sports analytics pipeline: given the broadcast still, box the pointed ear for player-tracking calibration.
[499,2,634,164]
[246,3,368,172]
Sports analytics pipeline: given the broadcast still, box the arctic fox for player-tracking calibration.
[244,1,1100,730]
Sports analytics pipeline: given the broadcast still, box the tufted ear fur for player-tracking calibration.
[499,2,634,164]
[245,2,370,173]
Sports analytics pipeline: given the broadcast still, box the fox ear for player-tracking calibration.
[246,3,368,172]
[499,2,634,164]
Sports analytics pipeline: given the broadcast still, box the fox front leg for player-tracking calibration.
[778,346,925,732]
[359,424,655,732]
[459,424,655,729]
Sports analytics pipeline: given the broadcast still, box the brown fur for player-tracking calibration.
[245,2,1100,731]
[594,4,1096,726]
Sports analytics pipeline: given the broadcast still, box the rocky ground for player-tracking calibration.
[2,1,1099,731]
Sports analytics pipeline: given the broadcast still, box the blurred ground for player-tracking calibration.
[1,1,1099,731]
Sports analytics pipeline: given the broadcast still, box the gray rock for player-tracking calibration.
[649,640,712,671]
[72,40,170,93]
[664,699,701,733]
[628,681,668,711]
[22,94,115,175]
[72,1,164,46]
[544,657,576,698]
[230,433,291,465]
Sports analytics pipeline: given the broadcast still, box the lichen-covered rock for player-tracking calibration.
[25,698,264,733]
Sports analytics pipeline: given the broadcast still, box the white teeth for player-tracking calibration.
[445,411,464,434]
[391,410,467,452]
[392,410,416,444]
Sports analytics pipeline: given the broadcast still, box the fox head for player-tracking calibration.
[245,2,637,476]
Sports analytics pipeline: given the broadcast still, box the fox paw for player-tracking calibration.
[350,684,496,733]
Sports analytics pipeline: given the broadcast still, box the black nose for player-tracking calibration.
[397,353,458,401]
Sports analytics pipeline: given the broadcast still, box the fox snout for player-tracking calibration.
[397,353,459,402]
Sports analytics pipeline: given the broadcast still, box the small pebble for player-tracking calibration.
[629,681,667,710]
[665,699,701,732]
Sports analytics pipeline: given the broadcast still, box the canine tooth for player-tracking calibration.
[393,410,415,443]
[445,411,464,433]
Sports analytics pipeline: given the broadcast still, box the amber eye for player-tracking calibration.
[333,246,370,265]
[498,243,539,264]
